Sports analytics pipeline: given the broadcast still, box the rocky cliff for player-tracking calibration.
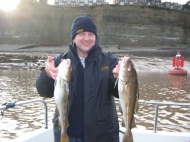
[0,4,190,47]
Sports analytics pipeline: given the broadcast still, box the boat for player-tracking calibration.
[1,99,190,142]
[8,126,190,142]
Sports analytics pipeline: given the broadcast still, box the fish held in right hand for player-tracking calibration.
[54,59,71,142]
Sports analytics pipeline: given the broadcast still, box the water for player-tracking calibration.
[0,57,190,141]
[0,70,55,141]
[134,72,190,132]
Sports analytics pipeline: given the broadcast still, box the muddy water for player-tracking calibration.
[0,57,190,141]
[0,70,55,142]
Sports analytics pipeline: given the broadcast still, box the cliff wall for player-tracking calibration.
[0,4,190,47]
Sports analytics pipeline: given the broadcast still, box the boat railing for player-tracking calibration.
[0,98,48,129]
[115,99,190,133]
[1,98,190,133]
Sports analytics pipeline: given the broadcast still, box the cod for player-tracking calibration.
[54,59,71,142]
[118,56,139,142]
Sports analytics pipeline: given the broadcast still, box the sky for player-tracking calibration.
[48,0,188,5]
[0,0,188,12]
[163,0,188,4]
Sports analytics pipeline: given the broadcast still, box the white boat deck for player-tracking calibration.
[9,127,190,142]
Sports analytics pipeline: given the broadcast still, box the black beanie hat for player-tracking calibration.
[71,15,97,40]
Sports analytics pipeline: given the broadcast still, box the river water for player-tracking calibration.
[0,56,190,141]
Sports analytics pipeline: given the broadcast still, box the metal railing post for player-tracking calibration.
[116,99,190,134]
[154,104,159,133]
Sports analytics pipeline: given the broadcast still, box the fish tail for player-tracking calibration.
[122,130,133,142]
[60,133,70,142]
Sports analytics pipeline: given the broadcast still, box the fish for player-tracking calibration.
[118,56,139,142]
[54,59,71,142]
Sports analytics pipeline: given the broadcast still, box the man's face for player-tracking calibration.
[73,32,96,56]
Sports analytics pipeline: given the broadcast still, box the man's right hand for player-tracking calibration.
[45,56,58,80]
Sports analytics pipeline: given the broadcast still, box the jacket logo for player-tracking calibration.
[76,29,83,34]
[101,66,109,71]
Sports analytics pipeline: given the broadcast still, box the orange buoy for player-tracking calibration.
[168,68,187,75]
[168,50,187,75]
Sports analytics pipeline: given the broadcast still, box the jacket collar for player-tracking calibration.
[68,41,102,63]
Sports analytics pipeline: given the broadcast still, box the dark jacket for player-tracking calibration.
[36,42,119,142]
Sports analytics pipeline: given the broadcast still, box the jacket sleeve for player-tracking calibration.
[36,67,55,98]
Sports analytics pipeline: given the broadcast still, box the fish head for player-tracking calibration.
[119,56,135,81]
[57,59,71,81]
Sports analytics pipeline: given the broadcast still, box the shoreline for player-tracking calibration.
[0,44,190,57]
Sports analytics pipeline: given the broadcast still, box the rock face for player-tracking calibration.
[0,4,190,47]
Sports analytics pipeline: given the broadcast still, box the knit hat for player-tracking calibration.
[71,15,97,40]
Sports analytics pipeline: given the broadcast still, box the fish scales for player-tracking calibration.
[54,59,71,142]
[118,56,139,142]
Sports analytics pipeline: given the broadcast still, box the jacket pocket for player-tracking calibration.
[96,108,115,125]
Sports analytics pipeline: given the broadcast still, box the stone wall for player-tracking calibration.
[0,4,190,47]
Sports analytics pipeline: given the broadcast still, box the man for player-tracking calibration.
[36,15,120,142]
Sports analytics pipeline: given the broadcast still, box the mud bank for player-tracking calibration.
[0,44,189,71]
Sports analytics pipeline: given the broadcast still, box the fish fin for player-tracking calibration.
[114,77,119,88]
[131,116,136,128]
[65,118,69,128]
[134,82,139,113]
[60,132,70,142]
[119,103,123,114]
[122,118,125,127]
[136,81,140,99]
[55,106,61,130]
[134,98,139,113]
[58,116,61,130]
[64,83,69,93]
[54,79,57,88]
[122,130,133,142]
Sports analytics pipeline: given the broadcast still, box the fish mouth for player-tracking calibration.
[65,59,71,66]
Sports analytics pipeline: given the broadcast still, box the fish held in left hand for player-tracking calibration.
[54,59,71,142]
[118,56,139,142]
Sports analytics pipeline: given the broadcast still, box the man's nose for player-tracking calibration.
[83,34,90,40]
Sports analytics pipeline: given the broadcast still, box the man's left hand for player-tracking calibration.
[112,61,120,78]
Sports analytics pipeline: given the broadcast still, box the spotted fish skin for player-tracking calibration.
[118,56,139,142]
[54,59,71,142]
